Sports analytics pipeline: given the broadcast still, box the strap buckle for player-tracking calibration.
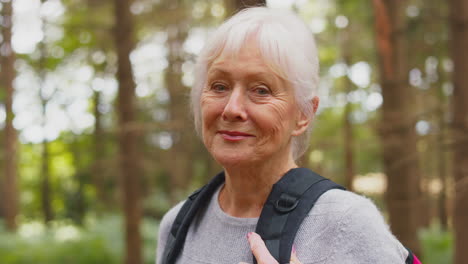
[274,193,299,213]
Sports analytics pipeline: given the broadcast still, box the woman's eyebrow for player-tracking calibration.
[207,68,230,78]
[207,67,277,81]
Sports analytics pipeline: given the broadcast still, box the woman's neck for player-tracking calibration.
[218,153,298,218]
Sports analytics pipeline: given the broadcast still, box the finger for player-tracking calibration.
[247,232,278,264]
[290,246,302,264]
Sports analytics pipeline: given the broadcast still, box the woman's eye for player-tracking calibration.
[254,86,271,95]
[211,83,228,92]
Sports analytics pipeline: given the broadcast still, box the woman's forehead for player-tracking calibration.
[206,66,280,84]
[208,42,288,81]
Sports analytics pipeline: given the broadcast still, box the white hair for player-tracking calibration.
[190,7,319,160]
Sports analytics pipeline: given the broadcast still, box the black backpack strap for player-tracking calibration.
[162,172,225,264]
[405,247,414,264]
[254,168,345,264]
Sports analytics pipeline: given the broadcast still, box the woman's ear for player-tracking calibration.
[311,96,319,114]
[292,96,319,136]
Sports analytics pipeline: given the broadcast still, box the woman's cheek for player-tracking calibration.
[201,100,218,126]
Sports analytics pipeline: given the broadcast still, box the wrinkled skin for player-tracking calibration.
[201,42,309,168]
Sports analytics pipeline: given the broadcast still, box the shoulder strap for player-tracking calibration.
[162,168,344,264]
[406,247,424,263]
[254,168,345,264]
[161,172,225,264]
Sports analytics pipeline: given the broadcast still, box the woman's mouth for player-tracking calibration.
[218,130,255,141]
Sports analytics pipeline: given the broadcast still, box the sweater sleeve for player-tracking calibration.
[155,201,185,264]
[329,195,409,264]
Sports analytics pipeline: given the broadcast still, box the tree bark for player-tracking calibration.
[92,90,108,205]
[232,0,266,10]
[40,137,53,223]
[1,0,19,231]
[113,0,142,263]
[435,16,449,230]
[343,86,355,191]
[449,0,468,263]
[437,106,448,230]
[372,0,422,254]
[225,0,266,16]
[165,18,193,201]
[341,28,355,192]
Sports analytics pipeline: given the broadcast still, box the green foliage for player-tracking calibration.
[0,229,116,264]
[419,224,453,264]
[144,190,173,219]
[0,216,158,264]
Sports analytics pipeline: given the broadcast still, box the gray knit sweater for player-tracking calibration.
[156,185,408,264]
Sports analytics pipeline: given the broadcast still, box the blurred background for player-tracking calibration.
[1,0,467,263]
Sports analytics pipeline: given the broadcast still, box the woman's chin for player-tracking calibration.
[212,151,257,168]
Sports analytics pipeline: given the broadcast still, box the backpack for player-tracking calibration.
[161,168,420,264]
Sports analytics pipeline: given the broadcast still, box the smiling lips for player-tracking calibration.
[218,130,255,141]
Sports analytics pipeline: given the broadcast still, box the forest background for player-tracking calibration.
[0,0,467,264]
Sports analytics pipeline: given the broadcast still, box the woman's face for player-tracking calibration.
[200,42,306,167]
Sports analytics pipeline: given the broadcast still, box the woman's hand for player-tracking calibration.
[239,232,302,264]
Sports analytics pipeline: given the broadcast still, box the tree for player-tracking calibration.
[164,0,195,201]
[340,25,356,192]
[372,0,422,254]
[225,0,266,16]
[449,0,468,263]
[0,0,19,231]
[113,0,142,263]
[239,0,266,7]
[92,89,108,204]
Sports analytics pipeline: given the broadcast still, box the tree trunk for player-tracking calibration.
[225,0,266,16]
[39,88,53,224]
[40,138,53,223]
[165,14,194,201]
[343,82,355,192]
[435,21,449,230]
[341,28,355,192]
[231,0,266,10]
[92,90,108,205]
[1,0,19,231]
[437,106,448,230]
[449,0,468,263]
[113,0,142,263]
[372,0,422,254]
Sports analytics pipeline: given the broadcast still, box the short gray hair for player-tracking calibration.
[191,7,319,160]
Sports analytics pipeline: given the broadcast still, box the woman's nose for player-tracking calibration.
[222,88,248,121]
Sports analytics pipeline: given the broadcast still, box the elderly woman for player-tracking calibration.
[156,7,417,264]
